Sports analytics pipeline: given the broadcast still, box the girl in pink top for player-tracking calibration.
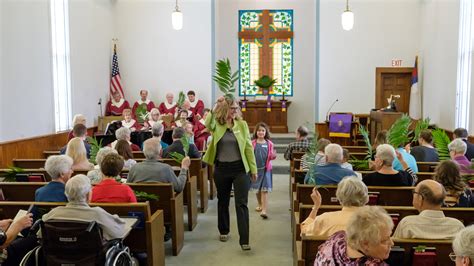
[251,122,277,219]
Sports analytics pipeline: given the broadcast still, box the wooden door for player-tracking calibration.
[375,67,413,113]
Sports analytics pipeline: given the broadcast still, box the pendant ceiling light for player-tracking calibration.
[172,0,183,30]
[341,0,354,31]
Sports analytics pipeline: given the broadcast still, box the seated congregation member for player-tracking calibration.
[454,127,474,161]
[162,127,201,159]
[393,143,418,173]
[410,129,439,162]
[42,174,127,241]
[0,214,34,266]
[127,138,191,193]
[341,148,353,170]
[151,122,168,150]
[393,179,465,239]
[143,108,162,128]
[87,147,118,184]
[91,154,136,203]
[175,109,190,128]
[370,130,388,161]
[60,124,91,158]
[314,206,394,265]
[451,226,474,266]
[283,125,311,160]
[449,138,474,175]
[66,137,94,171]
[433,160,474,207]
[115,139,136,169]
[132,89,155,121]
[193,108,211,151]
[67,114,86,141]
[301,176,366,237]
[158,92,177,115]
[187,90,205,118]
[314,138,331,166]
[110,127,141,151]
[363,144,417,186]
[304,144,356,185]
[184,122,195,145]
[105,91,130,116]
[121,108,141,132]
[36,155,73,202]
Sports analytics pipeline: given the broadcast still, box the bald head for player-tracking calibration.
[415,180,446,207]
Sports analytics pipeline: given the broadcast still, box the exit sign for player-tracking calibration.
[392,59,403,67]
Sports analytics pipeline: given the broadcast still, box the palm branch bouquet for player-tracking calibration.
[254,75,277,95]
[169,136,190,163]
[349,125,372,170]
[412,117,431,143]
[0,166,25,182]
[432,128,451,160]
[387,114,412,148]
[135,104,149,124]
[87,136,103,164]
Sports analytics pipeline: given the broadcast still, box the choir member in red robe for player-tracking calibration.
[158,92,177,115]
[187,90,205,119]
[143,108,163,129]
[68,114,86,141]
[121,109,141,132]
[193,108,211,151]
[132,90,156,122]
[174,109,190,128]
[106,91,131,116]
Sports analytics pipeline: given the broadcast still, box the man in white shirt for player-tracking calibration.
[393,179,464,239]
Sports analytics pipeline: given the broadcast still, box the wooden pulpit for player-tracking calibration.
[370,111,403,143]
[239,101,291,133]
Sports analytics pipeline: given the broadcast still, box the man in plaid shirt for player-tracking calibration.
[284,126,311,160]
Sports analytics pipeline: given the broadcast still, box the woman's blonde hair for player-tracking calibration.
[214,98,242,125]
[149,108,160,121]
[66,137,88,164]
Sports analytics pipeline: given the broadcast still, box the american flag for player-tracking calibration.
[110,44,124,99]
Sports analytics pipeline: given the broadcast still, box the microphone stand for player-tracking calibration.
[325,99,339,122]
[98,98,103,117]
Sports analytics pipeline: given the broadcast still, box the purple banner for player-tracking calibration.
[329,113,352,138]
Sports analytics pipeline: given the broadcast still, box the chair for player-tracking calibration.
[21,219,134,266]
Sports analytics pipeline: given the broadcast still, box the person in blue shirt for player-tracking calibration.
[35,155,73,202]
[393,146,418,173]
[305,144,357,185]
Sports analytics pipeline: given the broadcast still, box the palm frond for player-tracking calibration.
[432,128,451,160]
[303,131,319,185]
[0,166,25,182]
[387,114,412,148]
[412,117,431,142]
[349,158,370,171]
[213,58,239,98]
[169,152,185,164]
[359,125,373,160]
[134,190,159,201]
[86,136,103,164]
[177,91,186,108]
[254,75,277,89]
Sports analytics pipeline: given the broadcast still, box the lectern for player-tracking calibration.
[370,111,403,143]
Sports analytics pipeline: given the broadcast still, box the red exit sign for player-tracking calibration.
[392,59,403,67]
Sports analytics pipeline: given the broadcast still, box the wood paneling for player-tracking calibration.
[0,127,96,168]
[240,101,291,133]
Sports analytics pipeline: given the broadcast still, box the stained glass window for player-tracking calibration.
[238,10,294,96]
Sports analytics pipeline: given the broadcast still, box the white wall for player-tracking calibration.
[69,0,115,127]
[216,0,316,131]
[115,0,212,109]
[319,0,421,121]
[1,0,55,141]
[419,0,459,131]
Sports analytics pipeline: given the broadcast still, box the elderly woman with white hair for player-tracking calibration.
[449,139,474,175]
[150,122,168,150]
[363,144,417,186]
[110,127,141,151]
[301,176,368,237]
[451,225,474,266]
[35,155,73,202]
[87,147,118,184]
[315,206,394,265]
[42,174,127,241]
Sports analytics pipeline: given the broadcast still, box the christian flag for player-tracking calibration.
[409,56,421,119]
[110,44,125,99]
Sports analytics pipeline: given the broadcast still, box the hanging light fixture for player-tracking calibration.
[172,0,183,30]
[341,0,354,31]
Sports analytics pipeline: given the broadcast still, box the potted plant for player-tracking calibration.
[254,75,277,96]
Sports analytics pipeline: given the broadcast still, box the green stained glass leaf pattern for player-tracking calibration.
[240,43,251,95]
[240,12,260,28]
[273,11,292,28]
[281,43,292,95]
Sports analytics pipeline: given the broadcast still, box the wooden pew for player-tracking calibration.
[295,236,452,266]
[43,150,60,158]
[341,146,369,153]
[0,201,165,266]
[0,181,187,256]
[416,162,439,172]
[13,159,46,169]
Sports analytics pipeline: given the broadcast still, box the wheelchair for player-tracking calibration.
[20,219,135,266]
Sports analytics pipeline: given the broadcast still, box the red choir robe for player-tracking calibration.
[132,99,156,121]
[193,119,210,151]
[189,99,205,117]
[105,99,131,116]
[121,119,142,132]
[158,101,177,115]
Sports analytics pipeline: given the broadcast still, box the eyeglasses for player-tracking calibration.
[449,252,457,262]
[412,191,423,198]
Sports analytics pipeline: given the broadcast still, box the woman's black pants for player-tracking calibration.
[214,161,250,245]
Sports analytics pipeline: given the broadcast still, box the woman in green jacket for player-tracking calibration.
[203,96,257,251]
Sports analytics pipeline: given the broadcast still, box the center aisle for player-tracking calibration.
[165,155,292,266]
